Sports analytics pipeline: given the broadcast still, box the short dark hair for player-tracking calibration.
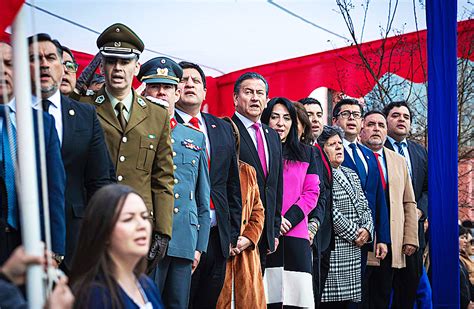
[460,225,470,237]
[299,97,322,110]
[178,61,206,89]
[293,101,314,145]
[382,101,413,121]
[363,110,386,120]
[27,33,63,59]
[61,45,76,63]
[317,125,345,148]
[332,98,363,118]
[233,72,269,95]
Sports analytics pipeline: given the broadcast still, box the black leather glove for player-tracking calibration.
[147,232,170,271]
[75,52,102,95]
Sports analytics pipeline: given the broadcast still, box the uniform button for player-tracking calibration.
[192,159,196,165]
[175,193,180,199]
[171,138,175,144]
[172,151,177,157]
[119,155,126,162]
[117,175,123,181]
[149,144,154,150]
[173,164,177,170]
[174,179,179,184]
[173,207,179,214]
[122,136,128,143]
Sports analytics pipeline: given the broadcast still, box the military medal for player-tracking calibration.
[182,139,201,151]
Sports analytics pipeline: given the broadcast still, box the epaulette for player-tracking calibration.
[144,96,168,109]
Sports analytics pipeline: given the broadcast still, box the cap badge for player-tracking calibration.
[114,42,121,47]
[160,59,166,64]
[115,28,120,32]
[95,95,105,104]
[157,68,169,76]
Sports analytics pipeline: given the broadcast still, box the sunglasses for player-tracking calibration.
[63,61,78,73]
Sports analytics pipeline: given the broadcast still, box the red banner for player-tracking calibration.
[0,0,24,34]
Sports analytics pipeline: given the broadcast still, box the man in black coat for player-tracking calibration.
[231,72,283,272]
[175,61,241,309]
[28,33,113,270]
[300,97,335,308]
[383,101,428,308]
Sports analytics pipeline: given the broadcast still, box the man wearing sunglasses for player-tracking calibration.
[60,46,77,96]
[332,98,390,308]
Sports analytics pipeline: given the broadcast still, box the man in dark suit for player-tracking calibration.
[231,72,282,272]
[175,61,241,308]
[28,34,113,269]
[332,99,390,306]
[383,101,428,308]
[300,97,335,308]
[0,41,66,265]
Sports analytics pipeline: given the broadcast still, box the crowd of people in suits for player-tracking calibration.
[0,22,437,309]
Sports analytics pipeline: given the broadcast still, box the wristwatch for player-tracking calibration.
[52,253,65,266]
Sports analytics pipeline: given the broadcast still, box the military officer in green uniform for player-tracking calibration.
[138,56,211,308]
[77,23,174,262]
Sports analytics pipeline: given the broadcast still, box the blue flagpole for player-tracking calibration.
[426,0,459,307]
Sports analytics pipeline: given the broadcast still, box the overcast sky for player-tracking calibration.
[16,0,472,76]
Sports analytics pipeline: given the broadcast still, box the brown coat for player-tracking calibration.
[78,87,174,237]
[368,147,418,268]
[217,161,265,309]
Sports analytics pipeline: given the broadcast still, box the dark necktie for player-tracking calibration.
[42,99,52,113]
[374,152,387,191]
[115,102,127,131]
[394,141,406,157]
[252,123,267,177]
[189,117,215,210]
[349,143,367,187]
[0,106,18,229]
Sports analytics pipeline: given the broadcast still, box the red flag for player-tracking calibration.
[0,0,25,33]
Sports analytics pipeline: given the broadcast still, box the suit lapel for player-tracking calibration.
[125,91,148,134]
[60,95,75,153]
[384,140,395,151]
[94,88,122,133]
[232,115,264,177]
[174,112,185,124]
[407,141,417,184]
[384,148,395,195]
[262,124,273,178]
[333,167,358,203]
[203,113,217,161]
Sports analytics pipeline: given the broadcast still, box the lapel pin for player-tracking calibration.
[95,95,105,104]
[69,109,75,116]
[265,129,269,134]
[211,124,216,128]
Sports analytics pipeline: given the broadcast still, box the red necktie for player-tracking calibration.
[374,152,387,190]
[189,117,214,210]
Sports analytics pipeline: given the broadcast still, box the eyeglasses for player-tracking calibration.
[63,61,78,73]
[337,110,362,119]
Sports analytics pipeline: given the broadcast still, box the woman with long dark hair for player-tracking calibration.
[261,97,320,308]
[70,184,164,308]
[293,101,314,145]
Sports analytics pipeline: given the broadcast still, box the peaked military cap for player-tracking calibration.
[97,23,144,59]
[138,57,183,85]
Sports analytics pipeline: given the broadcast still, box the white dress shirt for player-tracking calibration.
[234,111,269,170]
[343,138,368,173]
[375,148,388,184]
[33,90,62,144]
[387,136,413,177]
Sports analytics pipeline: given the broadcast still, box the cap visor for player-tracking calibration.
[143,78,178,85]
[101,51,137,59]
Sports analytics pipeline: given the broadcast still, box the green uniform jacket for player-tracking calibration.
[78,87,174,237]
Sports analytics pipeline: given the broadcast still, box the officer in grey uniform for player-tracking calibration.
[138,57,211,308]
